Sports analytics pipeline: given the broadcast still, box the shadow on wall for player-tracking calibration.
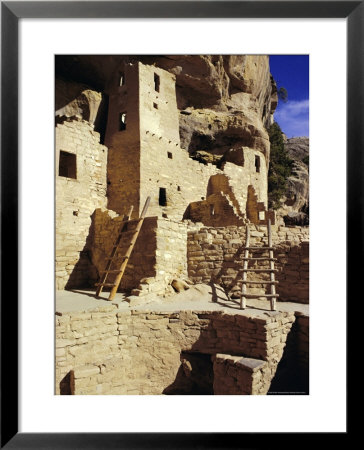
[210,245,247,296]
[64,211,99,290]
[163,317,244,395]
[207,173,243,216]
[275,241,309,304]
[163,352,214,395]
[55,78,109,144]
[93,94,109,145]
[60,370,75,395]
[182,203,191,221]
[268,319,309,395]
[187,130,255,159]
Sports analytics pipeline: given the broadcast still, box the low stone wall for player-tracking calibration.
[56,307,299,395]
[213,354,268,395]
[187,224,309,303]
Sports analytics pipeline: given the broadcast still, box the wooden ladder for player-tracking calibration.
[95,196,150,301]
[240,219,278,311]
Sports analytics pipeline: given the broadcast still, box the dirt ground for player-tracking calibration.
[56,283,308,317]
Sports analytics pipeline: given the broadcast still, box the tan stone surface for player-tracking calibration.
[55,56,309,395]
[188,224,309,303]
[56,119,107,289]
[55,294,303,395]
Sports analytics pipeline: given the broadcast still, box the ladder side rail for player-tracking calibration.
[268,219,277,311]
[108,197,150,300]
[96,212,133,297]
[240,225,250,309]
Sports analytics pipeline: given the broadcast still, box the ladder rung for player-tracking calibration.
[241,280,279,284]
[100,270,120,274]
[241,268,277,272]
[244,247,274,250]
[105,256,129,261]
[242,293,279,298]
[119,218,143,229]
[241,257,277,261]
[96,197,150,302]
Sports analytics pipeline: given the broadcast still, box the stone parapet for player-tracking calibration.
[56,307,300,395]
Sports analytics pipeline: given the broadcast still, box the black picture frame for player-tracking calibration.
[1,1,357,447]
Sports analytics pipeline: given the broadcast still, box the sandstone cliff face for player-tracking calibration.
[56,55,277,164]
[55,78,102,125]
[278,137,309,225]
[153,55,277,163]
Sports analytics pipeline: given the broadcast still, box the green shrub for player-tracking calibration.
[302,155,309,166]
[268,122,294,209]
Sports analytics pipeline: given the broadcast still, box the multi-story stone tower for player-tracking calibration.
[104,61,271,223]
[105,62,183,218]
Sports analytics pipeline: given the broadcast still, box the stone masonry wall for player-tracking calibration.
[55,307,297,395]
[188,224,309,303]
[104,63,141,218]
[223,151,268,210]
[90,214,189,294]
[188,193,246,227]
[90,211,158,291]
[56,119,107,289]
[140,131,220,220]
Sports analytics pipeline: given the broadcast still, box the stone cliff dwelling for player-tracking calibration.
[56,56,309,395]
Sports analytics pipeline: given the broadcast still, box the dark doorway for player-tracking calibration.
[154,73,160,92]
[255,155,260,173]
[159,187,167,206]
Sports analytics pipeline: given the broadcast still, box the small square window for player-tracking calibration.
[258,211,265,220]
[119,112,127,131]
[167,152,173,159]
[59,151,76,179]
[153,102,158,109]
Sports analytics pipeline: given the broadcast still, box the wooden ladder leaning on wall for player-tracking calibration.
[240,219,278,311]
[95,196,151,301]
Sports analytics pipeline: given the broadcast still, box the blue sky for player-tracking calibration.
[269,55,309,138]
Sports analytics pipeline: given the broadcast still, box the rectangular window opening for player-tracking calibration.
[119,112,127,131]
[154,73,160,92]
[167,152,173,159]
[119,72,125,86]
[59,151,77,179]
[255,155,260,173]
[258,211,265,220]
[177,186,181,191]
[159,187,167,206]
[153,102,158,109]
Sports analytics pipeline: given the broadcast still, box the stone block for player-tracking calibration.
[74,365,100,379]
